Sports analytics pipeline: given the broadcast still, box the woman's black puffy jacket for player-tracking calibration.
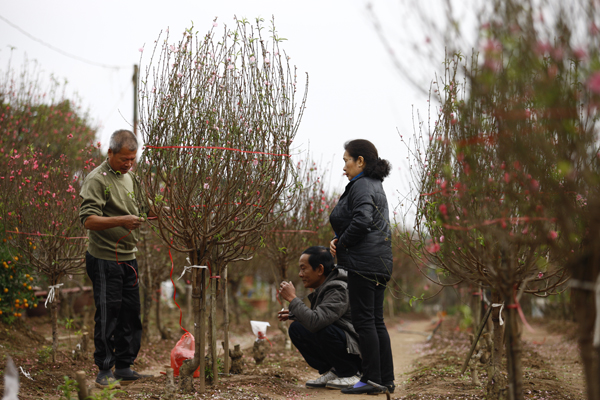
[329,175,393,279]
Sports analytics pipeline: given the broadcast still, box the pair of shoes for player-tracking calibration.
[95,373,121,389]
[113,370,151,386]
[383,381,395,393]
[305,370,338,388]
[326,374,360,389]
[340,383,384,395]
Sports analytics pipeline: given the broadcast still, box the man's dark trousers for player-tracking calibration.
[288,320,361,378]
[86,252,142,371]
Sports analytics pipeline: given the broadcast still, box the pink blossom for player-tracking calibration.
[102,172,107,176]
[213,22,218,27]
[426,243,441,253]
[504,172,510,183]
[548,230,558,240]
[204,183,210,189]
[253,159,259,166]
[138,47,144,53]
[440,235,444,243]
[574,47,587,60]
[538,272,544,279]
[249,56,256,63]
[439,204,448,217]
[588,72,600,94]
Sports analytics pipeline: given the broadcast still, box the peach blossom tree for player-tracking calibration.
[137,17,308,392]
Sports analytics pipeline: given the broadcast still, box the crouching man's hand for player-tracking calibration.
[279,281,296,302]
[277,309,290,321]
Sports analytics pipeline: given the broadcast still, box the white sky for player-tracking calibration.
[0,0,446,207]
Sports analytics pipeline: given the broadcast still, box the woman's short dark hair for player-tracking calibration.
[344,139,391,181]
[302,246,334,276]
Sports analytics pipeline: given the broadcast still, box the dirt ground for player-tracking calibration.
[0,313,586,400]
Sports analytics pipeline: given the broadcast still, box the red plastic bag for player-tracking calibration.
[170,332,200,377]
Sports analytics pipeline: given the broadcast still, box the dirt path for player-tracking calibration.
[291,319,433,400]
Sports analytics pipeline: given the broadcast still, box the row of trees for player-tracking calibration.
[391,0,600,398]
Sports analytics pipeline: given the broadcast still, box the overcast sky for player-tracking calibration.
[0,0,446,208]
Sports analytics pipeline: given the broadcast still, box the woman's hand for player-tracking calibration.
[330,238,338,257]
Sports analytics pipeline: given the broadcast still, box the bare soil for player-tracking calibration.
[0,314,585,399]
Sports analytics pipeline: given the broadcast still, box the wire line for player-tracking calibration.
[0,13,130,70]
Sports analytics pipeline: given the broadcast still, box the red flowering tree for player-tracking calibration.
[0,57,97,166]
[1,147,96,361]
[138,17,308,392]
[396,1,600,398]
[0,59,98,329]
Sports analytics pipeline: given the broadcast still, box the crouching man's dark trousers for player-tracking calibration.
[288,320,361,378]
[86,252,142,371]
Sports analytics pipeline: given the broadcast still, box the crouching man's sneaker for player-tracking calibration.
[305,370,338,388]
[113,368,152,386]
[326,374,360,389]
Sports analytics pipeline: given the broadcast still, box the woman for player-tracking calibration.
[329,139,394,395]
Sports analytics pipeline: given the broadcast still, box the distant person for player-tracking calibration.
[278,246,362,390]
[80,129,153,388]
[329,139,394,395]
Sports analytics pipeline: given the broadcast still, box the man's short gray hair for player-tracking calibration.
[109,130,138,154]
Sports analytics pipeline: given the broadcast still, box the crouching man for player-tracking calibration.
[278,246,362,390]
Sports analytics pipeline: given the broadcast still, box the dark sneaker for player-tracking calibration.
[113,370,151,385]
[95,374,122,389]
[383,381,395,393]
[340,383,384,395]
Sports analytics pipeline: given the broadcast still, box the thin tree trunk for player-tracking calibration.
[180,254,205,393]
[572,286,600,400]
[156,287,169,340]
[505,300,523,400]
[229,278,241,325]
[51,298,59,363]
[140,277,153,344]
[487,292,507,399]
[210,276,218,385]
[222,266,230,376]
[198,269,207,393]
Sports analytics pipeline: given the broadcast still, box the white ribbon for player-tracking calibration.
[178,265,207,280]
[19,366,33,380]
[570,277,600,348]
[44,283,63,308]
[492,303,504,326]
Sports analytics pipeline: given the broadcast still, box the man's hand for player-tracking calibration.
[279,281,296,302]
[330,238,338,257]
[122,215,144,230]
[277,309,290,322]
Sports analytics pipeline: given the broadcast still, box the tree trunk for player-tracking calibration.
[140,279,153,344]
[278,320,292,351]
[229,278,241,325]
[222,266,230,376]
[487,292,507,400]
[505,300,523,400]
[155,288,169,340]
[51,299,59,363]
[572,285,600,400]
[198,269,207,392]
[210,275,219,385]
[179,258,206,393]
[472,286,481,333]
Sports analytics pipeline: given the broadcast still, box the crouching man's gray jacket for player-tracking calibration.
[288,268,360,356]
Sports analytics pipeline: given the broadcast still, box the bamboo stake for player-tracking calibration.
[460,304,493,375]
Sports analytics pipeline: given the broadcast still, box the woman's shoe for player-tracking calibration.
[340,383,383,395]
[383,381,395,393]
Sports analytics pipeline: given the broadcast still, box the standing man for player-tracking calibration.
[80,129,152,388]
[278,246,362,390]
